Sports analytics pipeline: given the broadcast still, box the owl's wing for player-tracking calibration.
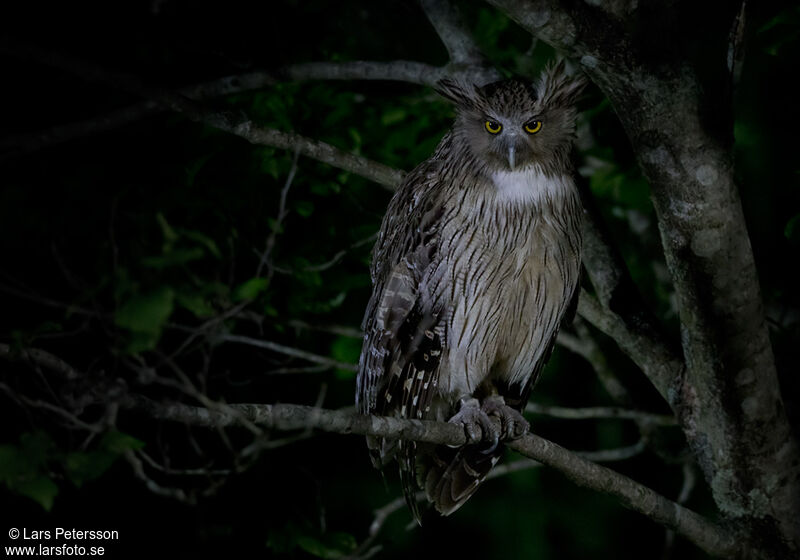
[357,150,450,522]
[356,149,447,418]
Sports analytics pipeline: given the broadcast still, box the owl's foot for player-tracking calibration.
[448,397,499,449]
[481,395,530,442]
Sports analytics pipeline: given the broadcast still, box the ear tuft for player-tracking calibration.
[537,60,587,108]
[434,79,477,109]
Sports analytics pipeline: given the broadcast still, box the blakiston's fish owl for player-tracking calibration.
[357,62,585,520]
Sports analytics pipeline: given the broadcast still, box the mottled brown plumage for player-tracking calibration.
[357,61,585,520]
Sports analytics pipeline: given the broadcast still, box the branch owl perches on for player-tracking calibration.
[357,61,587,520]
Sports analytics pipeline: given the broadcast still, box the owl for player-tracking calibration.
[357,61,585,520]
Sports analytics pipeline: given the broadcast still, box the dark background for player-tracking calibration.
[1,1,798,558]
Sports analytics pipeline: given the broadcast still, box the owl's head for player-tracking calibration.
[436,61,586,173]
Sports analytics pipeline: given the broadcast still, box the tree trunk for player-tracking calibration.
[489,0,800,556]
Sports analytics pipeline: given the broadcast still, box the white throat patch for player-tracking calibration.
[490,167,570,206]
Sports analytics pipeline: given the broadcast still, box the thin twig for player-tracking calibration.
[123,450,194,504]
[287,320,363,339]
[0,281,102,320]
[526,402,676,426]
[215,333,357,371]
[256,148,300,278]
[0,382,103,433]
[136,449,233,477]
[293,232,377,273]
[262,364,331,375]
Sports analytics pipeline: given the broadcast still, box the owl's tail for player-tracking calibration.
[421,442,504,516]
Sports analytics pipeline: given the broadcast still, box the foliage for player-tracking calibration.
[0,431,143,511]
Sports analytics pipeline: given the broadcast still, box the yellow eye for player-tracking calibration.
[524,121,542,134]
[484,120,502,134]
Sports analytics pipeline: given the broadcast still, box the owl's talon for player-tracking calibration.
[480,434,501,455]
[481,395,530,441]
[448,397,500,447]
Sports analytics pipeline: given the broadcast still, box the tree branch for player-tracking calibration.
[283,60,442,87]
[0,342,81,380]
[0,42,405,189]
[124,396,735,557]
[572,168,686,404]
[576,291,685,401]
[0,60,444,161]
[421,0,485,65]
[421,0,500,85]
[506,434,734,557]
[556,320,632,404]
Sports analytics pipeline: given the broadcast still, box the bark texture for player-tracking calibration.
[489,0,800,556]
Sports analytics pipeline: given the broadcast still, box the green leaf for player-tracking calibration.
[0,435,59,510]
[381,108,406,126]
[296,532,357,559]
[32,321,63,336]
[156,213,179,245]
[0,432,56,485]
[785,214,800,243]
[295,200,315,218]
[292,261,322,287]
[263,304,278,317]
[348,127,362,152]
[141,248,205,269]
[184,155,211,186]
[65,451,117,488]
[266,522,302,553]
[115,287,175,352]
[115,287,175,334]
[232,277,270,302]
[65,431,143,487]
[122,332,160,354]
[0,445,27,483]
[15,475,58,511]
[101,430,145,454]
[261,157,281,179]
[311,182,339,196]
[181,229,222,258]
[20,431,56,466]
[267,217,284,234]
[330,336,361,379]
[175,291,216,318]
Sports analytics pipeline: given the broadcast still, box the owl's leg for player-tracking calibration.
[480,395,530,441]
[447,396,500,449]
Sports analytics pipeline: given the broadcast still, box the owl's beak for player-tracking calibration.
[507,145,516,170]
